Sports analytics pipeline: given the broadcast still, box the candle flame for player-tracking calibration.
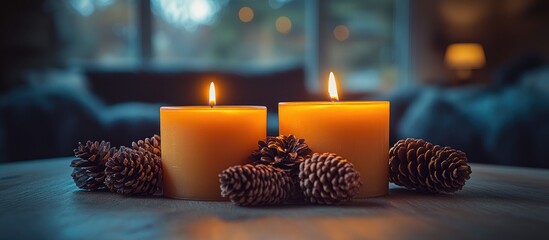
[328,72,339,101]
[209,82,216,107]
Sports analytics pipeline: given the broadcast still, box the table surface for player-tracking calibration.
[1,158,548,240]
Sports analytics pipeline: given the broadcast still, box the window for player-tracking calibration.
[52,0,138,67]
[151,0,305,69]
[51,0,408,93]
[323,0,404,93]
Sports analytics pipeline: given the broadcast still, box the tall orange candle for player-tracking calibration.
[161,83,266,200]
[279,73,389,198]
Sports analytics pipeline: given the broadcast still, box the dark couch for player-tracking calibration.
[0,67,309,162]
[2,66,548,168]
[388,66,549,168]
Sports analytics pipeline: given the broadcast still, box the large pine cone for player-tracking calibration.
[132,134,161,157]
[70,141,115,191]
[249,135,312,175]
[104,146,162,195]
[389,138,472,193]
[299,153,362,205]
[219,164,293,206]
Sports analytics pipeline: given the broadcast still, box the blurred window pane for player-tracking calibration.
[49,0,405,92]
[325,0,398,93]
[53,0,138,67]
[151,0,305,69]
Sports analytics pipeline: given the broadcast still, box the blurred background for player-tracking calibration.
[0,0,548,168]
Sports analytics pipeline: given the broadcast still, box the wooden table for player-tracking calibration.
[1,158,548,240]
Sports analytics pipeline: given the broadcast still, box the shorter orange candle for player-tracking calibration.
[279,73,390,198]
[160,83,266,200]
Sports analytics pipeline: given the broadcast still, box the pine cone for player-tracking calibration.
[70,141,115,191]
[249,135,313,175]
[219,164,293,206]
[105,146,162,195]
[299,153,362,205]
[132,134,161,157]
[389,138,472,193]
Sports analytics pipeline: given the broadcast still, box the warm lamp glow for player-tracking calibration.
[209,82,216,107]
[445,43,486,70]
[328,72,339,102]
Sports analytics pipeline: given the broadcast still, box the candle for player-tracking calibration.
[160,82,266,200]
[279,73,390,198]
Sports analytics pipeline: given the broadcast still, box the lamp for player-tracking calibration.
[444,43,486,79]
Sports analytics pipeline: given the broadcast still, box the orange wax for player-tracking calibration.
[160,106,266,200]
[279,101,390,198]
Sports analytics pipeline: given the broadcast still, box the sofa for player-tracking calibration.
[1,65,548,168]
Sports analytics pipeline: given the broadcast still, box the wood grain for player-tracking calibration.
[1,158,548,240]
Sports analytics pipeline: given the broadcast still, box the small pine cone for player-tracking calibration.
[389,138,472,193]
[249,135,313,175]
[219,164,293,206]
[105,146,162,195]
[132,134,161,157]
[70,141,115,191]
[299,153,362,205]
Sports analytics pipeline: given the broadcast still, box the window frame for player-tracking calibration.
[90,0,410,93]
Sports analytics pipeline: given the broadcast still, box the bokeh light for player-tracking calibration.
[333,25,350,41]
[68,0,114,16]
[239,7,254,23]
[276,16,292,34]
[152,0,227,31]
